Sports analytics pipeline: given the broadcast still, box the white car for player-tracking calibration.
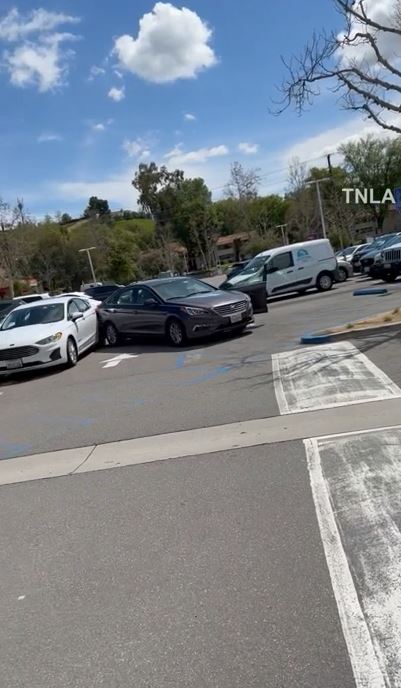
[0,297,98,374]
[58,292,103,307]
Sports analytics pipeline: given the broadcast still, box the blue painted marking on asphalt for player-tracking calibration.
[0,442,33,460]
[179,365,232,386]
[176,353,186,368]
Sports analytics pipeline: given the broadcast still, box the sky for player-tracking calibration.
[0,0,396,217]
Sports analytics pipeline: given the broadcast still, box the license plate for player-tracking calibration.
[5,359,23,370]
[363,266,370,273]
[384,262,391,269]
[230,312,243,323]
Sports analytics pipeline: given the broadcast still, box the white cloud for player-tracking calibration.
[184,112,196,121]
[114,2,216,83]
[93,123,105,132]
[281,114,399,164]
[108,86,125,101]
[0,8,79,42]
[53,170,139,210]
[37,131,63,143]
[122,137,152,159]
[338,0,401,67]
[164,144,229,166]
[88,65,106,80]
[4,33,77,92]
[238,142,259,155]
[0,8,80,92]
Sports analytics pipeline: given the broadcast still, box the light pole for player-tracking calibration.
[79,247,97,283]
[276,224,288,245]
[306,178,330,239]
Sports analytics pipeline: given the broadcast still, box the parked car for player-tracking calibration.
[351,234,399,273]
[0,299,25,326]
[97,277,254,347]
[0,297,98,374]
[336,258,353,282]
[336,244,366,263]
[376,239,401,282]
[359,233,401,277]
[224,239,337,297]
[13,293,50,303]
[83,284,121,301]
[226,261,250,280]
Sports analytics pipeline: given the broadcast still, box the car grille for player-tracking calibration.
[214,300,248,317]
[383,248,401,262]
[0,346,39,360]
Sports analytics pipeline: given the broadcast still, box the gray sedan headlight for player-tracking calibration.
[181,306,210,316]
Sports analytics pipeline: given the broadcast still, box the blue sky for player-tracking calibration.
[0,0,390,217]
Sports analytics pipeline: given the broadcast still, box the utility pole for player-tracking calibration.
[79,247,97,283]
[306,178,330,240]
[276,224,288,245]
[327,154,333,176]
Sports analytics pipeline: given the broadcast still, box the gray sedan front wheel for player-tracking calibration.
[166,318,187,347]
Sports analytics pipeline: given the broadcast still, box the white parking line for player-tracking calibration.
[305,427,401,687]
[272,342,401,414]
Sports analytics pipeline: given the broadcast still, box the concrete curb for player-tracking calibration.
[300,321,401,345]
[353,288,388,296]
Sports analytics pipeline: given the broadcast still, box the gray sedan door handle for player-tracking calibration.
[105,308,116,313]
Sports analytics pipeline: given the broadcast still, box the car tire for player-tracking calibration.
[316,272,334,292]
[337,267,348,282]
[66,337,78,367]
[382,272,398,283]
[166,318,187,347]
[105,322,121,346]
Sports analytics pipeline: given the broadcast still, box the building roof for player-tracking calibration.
[216,233,251,246]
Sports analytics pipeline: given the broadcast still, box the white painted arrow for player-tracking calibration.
[101,353,139,369]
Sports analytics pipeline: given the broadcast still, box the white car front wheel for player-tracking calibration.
[66,337,78,367]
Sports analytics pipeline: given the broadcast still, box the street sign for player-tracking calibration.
[394,187,401,213]
[101,353,138,369]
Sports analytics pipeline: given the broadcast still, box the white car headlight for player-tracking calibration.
[36,332,63,345]
[181,306,209,316]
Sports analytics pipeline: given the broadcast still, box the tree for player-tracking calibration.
[243,230,281,257]
[132,163,184,268]
[84,196,110,218]
[0,198,30,297]
[276,0,401,134]
[60,213,73,224]
[225,162,261,200]
[340,135,401,229]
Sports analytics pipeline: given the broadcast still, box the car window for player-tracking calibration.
[67,300,78,318]
[73,298,90,312]
[1,304,64,330]
[270,251,294,270]
[135,288,157,306]
[116,288,137,305]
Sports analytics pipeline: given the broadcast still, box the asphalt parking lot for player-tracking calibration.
[2,275,401,687]
[0,276,401,460]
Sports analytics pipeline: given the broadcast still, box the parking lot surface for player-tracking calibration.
[2,275,401,687]
[1,277,400,460]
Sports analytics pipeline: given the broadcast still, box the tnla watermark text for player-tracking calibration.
[343,188,398,205]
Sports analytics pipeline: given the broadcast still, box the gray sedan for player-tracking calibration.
[97,277,254,346]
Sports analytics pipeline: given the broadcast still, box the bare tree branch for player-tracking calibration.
[274,0,401,134]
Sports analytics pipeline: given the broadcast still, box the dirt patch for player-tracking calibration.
[322,308,401,335]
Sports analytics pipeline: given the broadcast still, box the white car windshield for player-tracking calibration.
[236,255,270,276]
[1,304,65,330]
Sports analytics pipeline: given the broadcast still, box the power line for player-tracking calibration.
[210,153,340,193]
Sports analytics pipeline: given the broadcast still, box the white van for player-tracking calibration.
[227,239,337,296]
